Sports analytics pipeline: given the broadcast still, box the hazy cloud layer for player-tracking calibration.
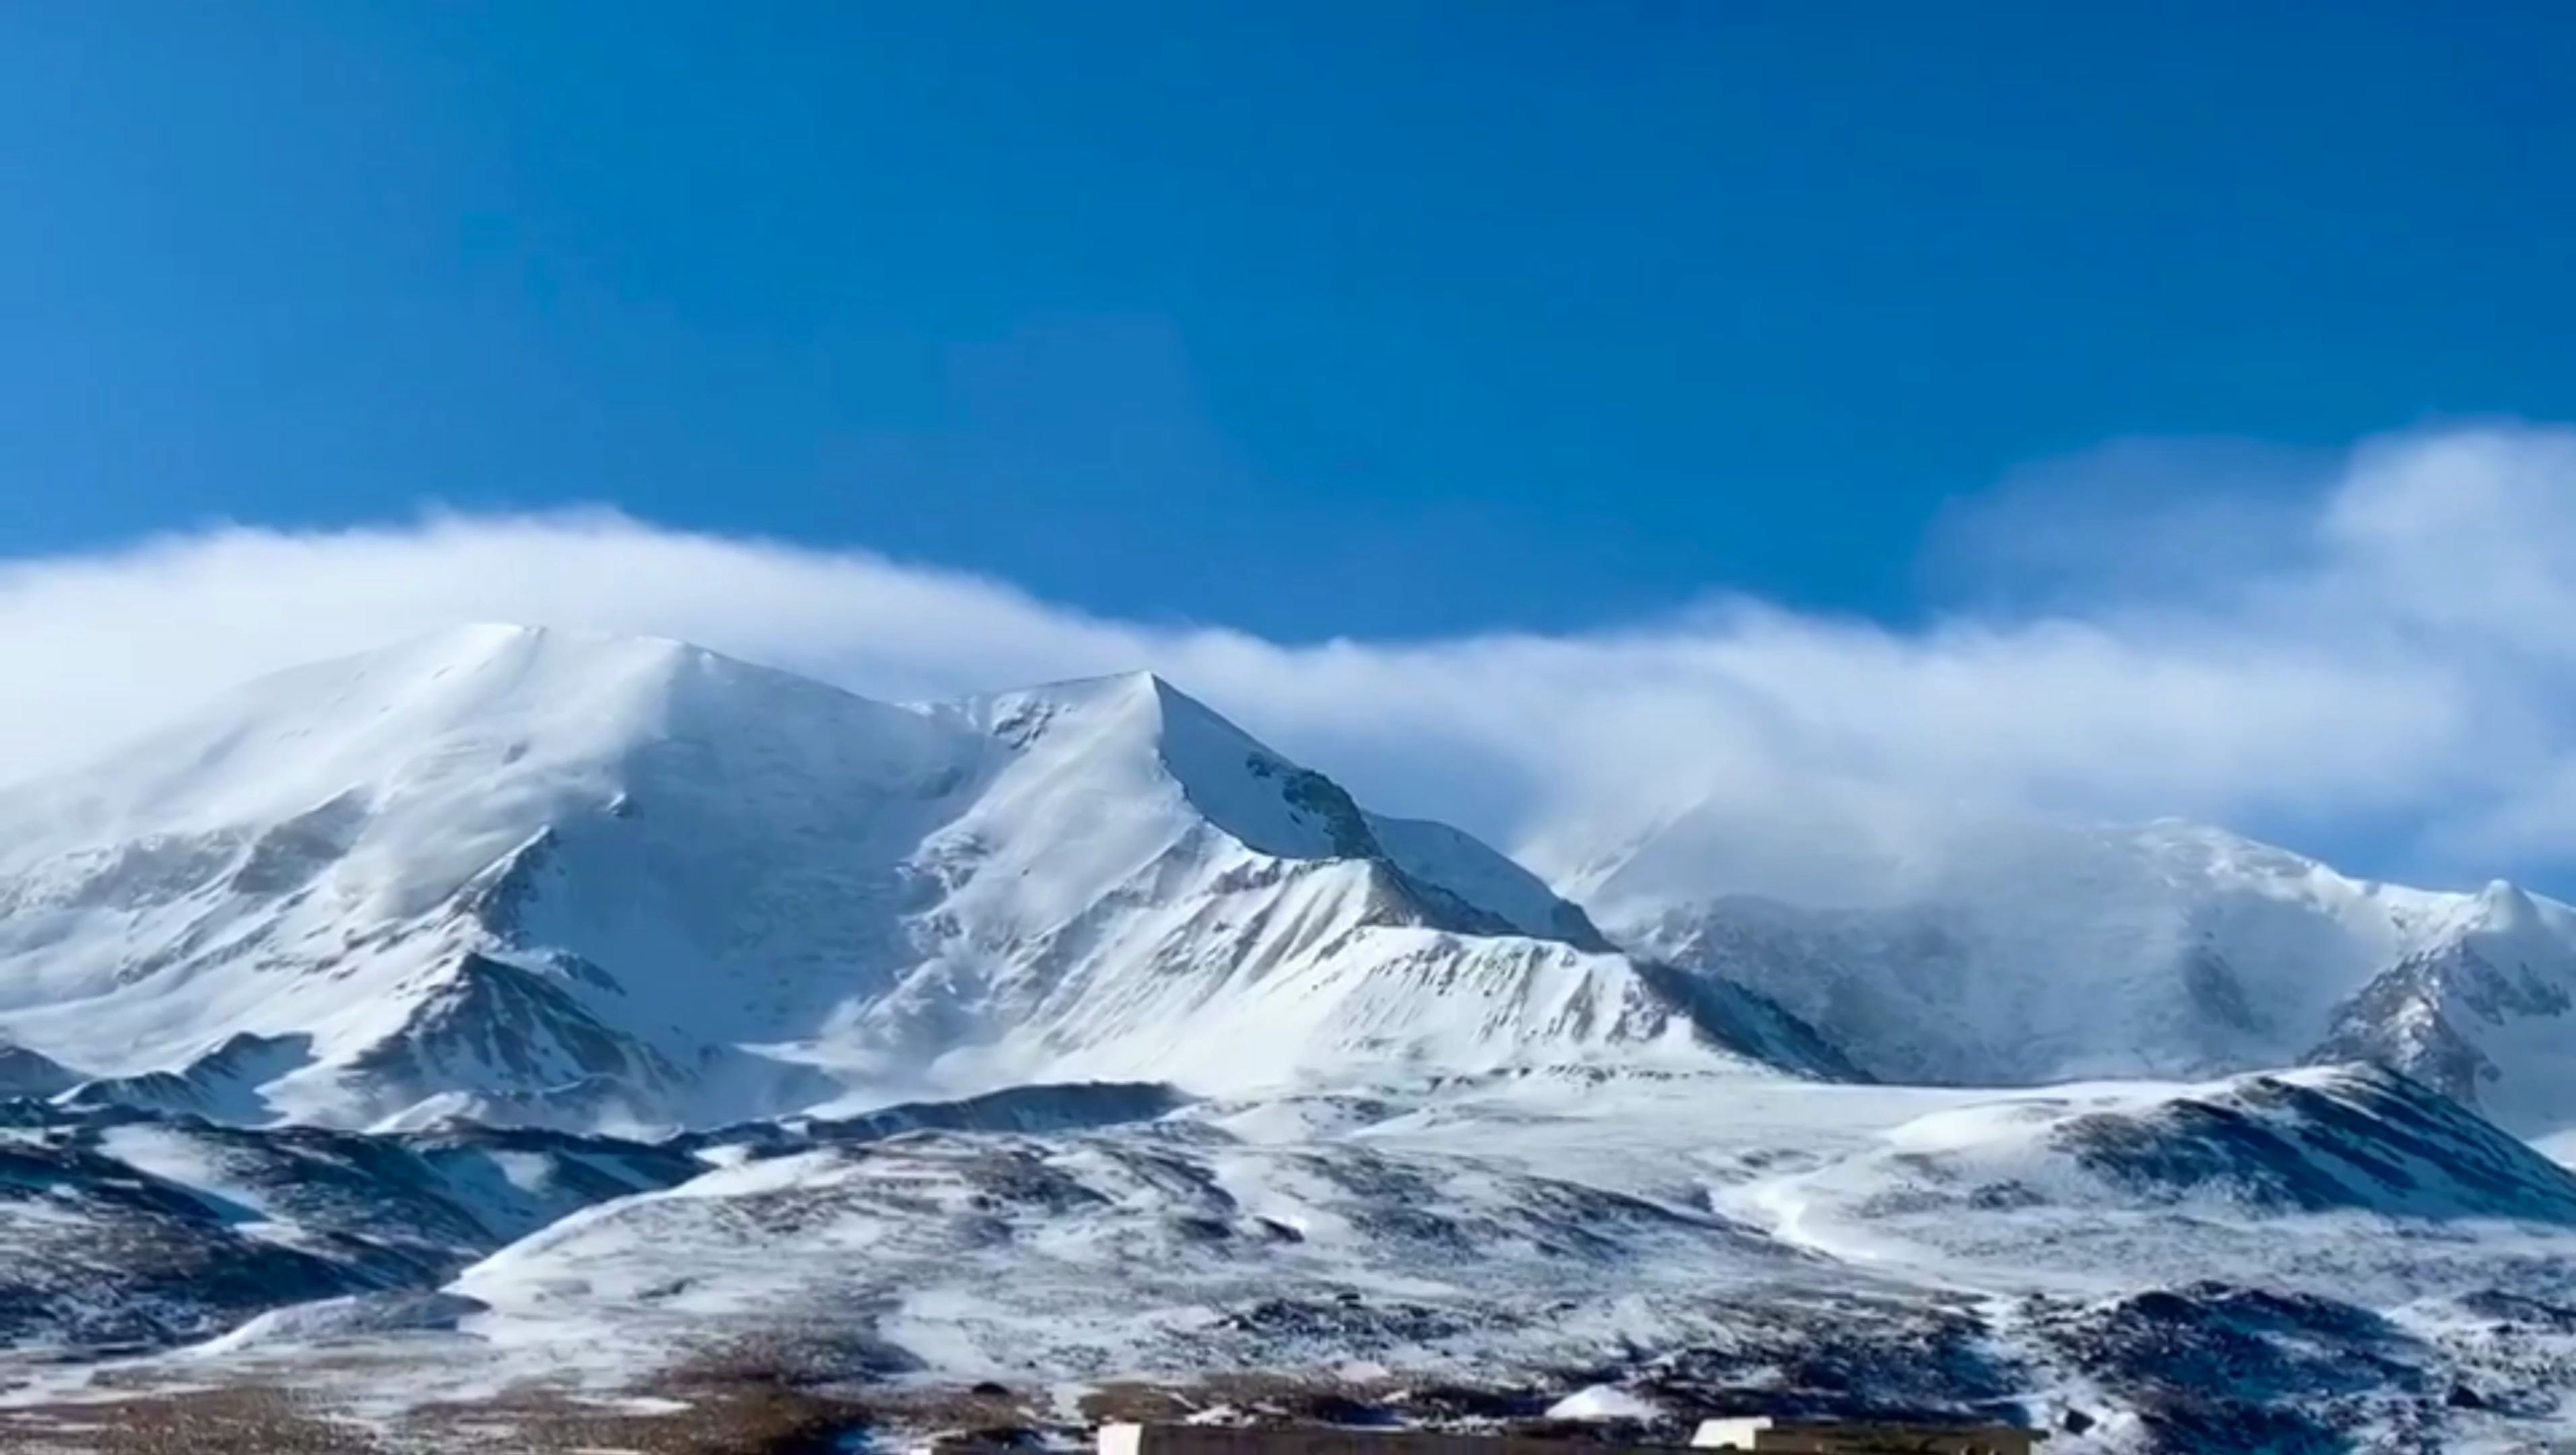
[7,422,2576,895]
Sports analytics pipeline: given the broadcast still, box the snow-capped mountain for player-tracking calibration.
[0,624,1836,1130]
[1557,808,2576,1129]
[2310,880,2576,1126]
[16,624,2576,1450]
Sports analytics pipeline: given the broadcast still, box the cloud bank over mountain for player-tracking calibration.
[11,422,2576,896]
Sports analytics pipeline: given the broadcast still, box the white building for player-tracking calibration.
[1692,1418,1774,1450]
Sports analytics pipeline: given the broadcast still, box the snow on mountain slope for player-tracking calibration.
[2311,880,2576,1126]
[0,1103,703,1348]
[1360,813,1613,950]
[0,624,963,1127]
[1557,808,2576,1128]
[56,1031,313,1120]
[51,1065,2555,1454]
[1674,1064,2576,1353]
[0,1041,80,1098]
[675,1078,1192,1157]
[0,626,1832,1129]
[1746,1064,2576,1241]
[777,667,1840,1093]
[449,1114,1824,1389]
[0,1079,1188,1357]
[1297,1063,2576,1293]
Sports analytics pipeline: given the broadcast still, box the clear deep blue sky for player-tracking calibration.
[2,3,2567,640]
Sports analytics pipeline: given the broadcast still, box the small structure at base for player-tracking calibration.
[1097,1419,2036,1455]
[1098,1427,1632,1455]
[1691,1417,2038,1454]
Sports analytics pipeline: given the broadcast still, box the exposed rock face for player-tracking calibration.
[0,1103,706,1347]
[2046,1067,2576,1220]
[2310,939,2573,1108]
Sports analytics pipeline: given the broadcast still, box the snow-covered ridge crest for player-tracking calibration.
[938,669,1611,948]
[1574,804,2576,1130]
[0,624,1835,1130]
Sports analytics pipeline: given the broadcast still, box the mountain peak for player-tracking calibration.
[35,624,898,848]
[958,668,1380,864]
[2477,878,2539,923]
[994,668,1207,721]
[361,620,697,678]
[2429,876,2575,964]
[0,631,1828,1128]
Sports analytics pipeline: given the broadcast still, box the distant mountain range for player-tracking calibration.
[5,626,2576,1452]
[1561,807,2576,1130]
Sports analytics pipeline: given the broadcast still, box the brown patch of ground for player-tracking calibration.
[0,1353,1583,1453]
[0,1386,386,1454]
[406,1379,868,1453]
[0,1375,867,1454]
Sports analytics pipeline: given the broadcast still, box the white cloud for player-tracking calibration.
[9,421,2576,895]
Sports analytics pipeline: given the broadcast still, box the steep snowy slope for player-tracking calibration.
[1555,808,2576,1128]
[34,1066,2551,1455]
[2311,880,2576,1126]
[0,626,1833,1129]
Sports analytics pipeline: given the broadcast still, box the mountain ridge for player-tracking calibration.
[0,625,1838,1130]
[10,622,2573,1136]
[1571,806,2576,1128]
[3,628,2576,1449]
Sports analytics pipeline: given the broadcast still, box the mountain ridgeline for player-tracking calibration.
[5,628,2576,1452]
[1576,816,2576,1131]
[0,625,1840,1132]
[0,623,2570,1136]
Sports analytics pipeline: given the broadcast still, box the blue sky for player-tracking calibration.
[4,3,2569,641]
[5,5,2576,892]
